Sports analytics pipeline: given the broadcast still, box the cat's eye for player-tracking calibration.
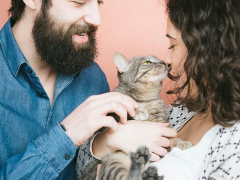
[144,61,152,65]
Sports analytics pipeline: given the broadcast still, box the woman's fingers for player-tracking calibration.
[144,121,177,138]
[145,121,170,127]
[159,126,177,138]
[156,137,171,147]
[95,164,101,180]
[150,153,161,162]
[150,145,168,157]
[158,122,170,127]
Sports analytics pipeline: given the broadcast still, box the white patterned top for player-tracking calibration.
[152,104,240,180]
[166,103,196,131]
[76,104,240,180]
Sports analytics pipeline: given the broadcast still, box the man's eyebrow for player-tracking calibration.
[166,34,176,40]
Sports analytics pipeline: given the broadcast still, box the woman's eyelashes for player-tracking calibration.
[168,45,176,49]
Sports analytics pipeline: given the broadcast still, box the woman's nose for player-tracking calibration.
[163,49,171,64]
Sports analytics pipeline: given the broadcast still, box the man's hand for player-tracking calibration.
[93,121,177,161]
[61,92,138,147]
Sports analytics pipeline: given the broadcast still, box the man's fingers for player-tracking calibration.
[99,116,118,132]
[85,92,138,117]
[94,102,128,124]
[100,93,137,117]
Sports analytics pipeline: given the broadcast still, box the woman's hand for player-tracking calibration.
[95,164,101,180]
[93,121,177,161]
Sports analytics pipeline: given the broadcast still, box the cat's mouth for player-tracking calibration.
[149,73,167,82]
[155,66,168,78]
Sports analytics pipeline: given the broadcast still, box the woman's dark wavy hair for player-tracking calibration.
[166,0,240,126]
[8,0,51,25]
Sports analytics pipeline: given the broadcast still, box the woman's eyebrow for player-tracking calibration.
[166,34,176,40]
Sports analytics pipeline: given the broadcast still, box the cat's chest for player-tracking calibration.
[138,98,164,107]
[134,100,167,122]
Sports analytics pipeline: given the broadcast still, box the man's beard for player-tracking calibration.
[32,8,98,74]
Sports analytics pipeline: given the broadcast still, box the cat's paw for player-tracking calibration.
[133,106,149,121]
[170,138,192,150]
[130,146,151,165]
[142,166,164,180]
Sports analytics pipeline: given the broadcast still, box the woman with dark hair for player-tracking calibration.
[81,0,240,179]
[75,0,240,179]
[150,0,240,179]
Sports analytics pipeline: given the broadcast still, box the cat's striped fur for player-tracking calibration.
[82,52,168,180]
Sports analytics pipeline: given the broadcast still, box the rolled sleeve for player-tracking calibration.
[0,122,76,180]
[35,122,76,173]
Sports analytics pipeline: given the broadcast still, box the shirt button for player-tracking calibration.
[37,92,43,97]
[64,154,71,160]
[27,68,32,73]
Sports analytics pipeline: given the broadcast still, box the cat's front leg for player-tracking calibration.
[142,166,164,180]
[128,146,150,180]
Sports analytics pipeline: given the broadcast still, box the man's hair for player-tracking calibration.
[9,0,51,24]
[166,0,240,126]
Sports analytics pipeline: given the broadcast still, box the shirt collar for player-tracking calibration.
[0,18,28,77]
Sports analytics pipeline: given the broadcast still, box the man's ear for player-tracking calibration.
[23,0,37,10]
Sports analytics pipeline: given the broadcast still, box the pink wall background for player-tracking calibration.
[0,0,174,104]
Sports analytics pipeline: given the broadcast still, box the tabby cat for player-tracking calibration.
[81,52,191,180]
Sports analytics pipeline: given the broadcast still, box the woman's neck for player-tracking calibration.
[177,111,215,146]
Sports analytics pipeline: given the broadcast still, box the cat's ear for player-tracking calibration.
[114,52,131,73]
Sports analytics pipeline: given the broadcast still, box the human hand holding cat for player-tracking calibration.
[60,92,138,147]
[95,164,101,180]
[93,120,177,161]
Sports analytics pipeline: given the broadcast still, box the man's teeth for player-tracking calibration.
[80,33,87,37]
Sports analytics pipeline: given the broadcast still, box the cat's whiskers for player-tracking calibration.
[148,72,168,82]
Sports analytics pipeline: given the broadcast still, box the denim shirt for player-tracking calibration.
[0,19,109,180]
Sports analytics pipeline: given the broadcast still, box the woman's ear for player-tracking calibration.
[23,0,37,10]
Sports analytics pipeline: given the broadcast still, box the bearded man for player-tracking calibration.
[0,0,176,179]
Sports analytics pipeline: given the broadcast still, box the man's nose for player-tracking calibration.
[83,1,101,26]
